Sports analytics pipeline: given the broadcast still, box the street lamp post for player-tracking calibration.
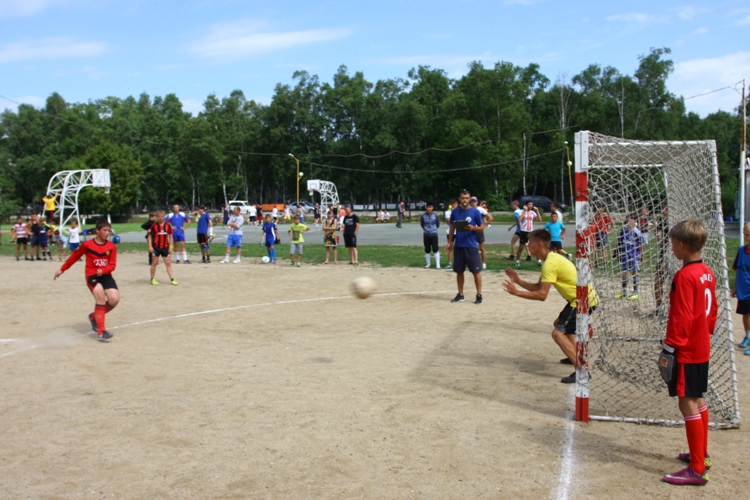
[565,142,574,214]
[288,154,301,204]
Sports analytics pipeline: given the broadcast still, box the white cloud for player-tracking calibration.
[676,6,706,20]
[0,37,108,63]
[605,13,666,24]
[0,0,71,18]
[186,20,352,61]
[672,51,750,116]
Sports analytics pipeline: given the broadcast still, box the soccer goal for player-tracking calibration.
[573,131,740,427]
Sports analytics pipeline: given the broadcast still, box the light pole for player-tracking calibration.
[288,154,301,204]
[565,142,574,213]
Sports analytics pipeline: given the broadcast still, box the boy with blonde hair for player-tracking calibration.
[660,218,716,486]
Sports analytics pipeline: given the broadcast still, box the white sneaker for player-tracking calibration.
[515,260,520,268]
[537,259,542,266]
[482,263,487,270]
[221,259,229,264]
[233,259,241,264]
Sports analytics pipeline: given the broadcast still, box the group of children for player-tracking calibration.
[11,215,82,262]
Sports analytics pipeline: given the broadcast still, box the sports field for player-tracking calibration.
[1,252,747,498]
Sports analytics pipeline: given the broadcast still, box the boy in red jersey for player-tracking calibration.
[148,210,178,286]
[53,218,119,341]
[659,218,717,486]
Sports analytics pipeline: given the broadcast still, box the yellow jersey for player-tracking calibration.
[540,252,599,308]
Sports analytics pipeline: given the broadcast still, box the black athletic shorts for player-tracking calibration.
[30,235,39,246]
[423,234,439,253]
[737,299,750,315]
[16,237,28,245]
[344,234,357,248]
[152,247,170,257]
[86,273,118,292]
[453,247,481,274]
[668,361,709,398]
[476,230,485,244]
[197,233,209,245]
[550,241,563,250]
[519,231,530,244]
[556,304,577,335]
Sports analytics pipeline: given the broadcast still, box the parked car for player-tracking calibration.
[519,196,567,213]
[287,201,315,214]
[228,200,253,215]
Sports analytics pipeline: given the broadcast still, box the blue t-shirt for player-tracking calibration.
[733,246,750,301]
[420,212,440,236]
[166,212,189,234]
[197,212,211,234]
[262,222,278,244]
[449,206,483,248]
[618,226,643,262]
[544,220,565,242]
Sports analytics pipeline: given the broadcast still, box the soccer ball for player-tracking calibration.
[261,256,270,263]
[351,276,376,299]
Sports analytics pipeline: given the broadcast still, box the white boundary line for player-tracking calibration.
[552,387,578,500]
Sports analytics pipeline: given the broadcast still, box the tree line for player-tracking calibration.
[0,47,744,219]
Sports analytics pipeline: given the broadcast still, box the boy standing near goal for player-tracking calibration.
[420,202,440,269]
[660,218,716,486]
[287,214,310,267]
[148,210,178,285]
[616,215,645,300]
[54,218,118,341]
[731,223,750,353]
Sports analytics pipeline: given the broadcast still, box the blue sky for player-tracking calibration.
[1,0,749,118]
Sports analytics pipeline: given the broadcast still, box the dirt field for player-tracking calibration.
[1,252,747,499]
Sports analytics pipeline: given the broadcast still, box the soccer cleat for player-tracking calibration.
[444,263,452,269]
[16,256,19,261]
[739,337,750,349]
[507,254,514,260]
[526,255,531,261]
[233,259,241,264]
[561,372,576,384]
[677,453,712,470]
[424,264,430,269]
[296,262,301,267]
[151,278,160,286]
[560,358,573,365]
[474,294,483,305]
[175,259,180,263]
[87,313,98,333]
[662,466,708,486]
[615,293,630,299]
[537,259,542,266]
[745,348,750,356]
[627,294,640,301]
[36,256,41,261]
[184,260,191,264]
[515,260,520,268]
[171,279,178,286]
[221,259,229,264]
[98,330,113,341]
[451,293,465,303]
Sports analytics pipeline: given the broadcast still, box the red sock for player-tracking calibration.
[94,304,107,335]
[699,405,709,457]
[104,303,115,313]
[684,414,705,474]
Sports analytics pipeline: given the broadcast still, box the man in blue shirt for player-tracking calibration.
[420,201,440,269]
[446,189,486,304]
[166,204,192,263]
[195,205,213,263]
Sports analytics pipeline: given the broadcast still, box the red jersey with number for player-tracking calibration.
[60,238,117,277]
[665,260,717,363]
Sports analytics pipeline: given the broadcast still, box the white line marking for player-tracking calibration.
[553,387,577,500]
[0,339,18,343]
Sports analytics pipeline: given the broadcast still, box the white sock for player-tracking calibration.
[183,251,188,261]
[435,252,441,268]
[425,254,431,266]
[745,330,750,339]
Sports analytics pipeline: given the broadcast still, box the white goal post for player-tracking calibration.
[46,169,111,234]
[574,131,740,427]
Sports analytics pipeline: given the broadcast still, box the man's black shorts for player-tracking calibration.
[453,247,481,274]
[737,299,750,315]
[344,234,357,248]
[423,234,438,253]
[668,361,709,398]
[519,231,530,244]
[555,304,596,335]
[550,241,563,250]
[152,247,170,257]
[197,233,209,245]
[86,273,118,292]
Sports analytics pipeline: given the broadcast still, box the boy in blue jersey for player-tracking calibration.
[195,205,213,263]
[261,214,279,263]
[420,202,441,269]
[616,215,645,300]
[732,223,750,353]
[221,207,244,264]
[166,204,192,263]
[544,212,570,259]
[446,189,486,304]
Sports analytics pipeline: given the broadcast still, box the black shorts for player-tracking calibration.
[153,247,170,258]
[737,299,750,315]
[453,247,481,274]
[197,233,209,245]
[16,237,28,245]
[550,241,563,250]
[668,361,709,398]
[556,304,577,335]
[86,273,118,292]
[39,236,48,248]
[476,230,485,244]
[423,234,438,253]
[519,231,530,244]
[30,235,39,246]
[344,234,357,248]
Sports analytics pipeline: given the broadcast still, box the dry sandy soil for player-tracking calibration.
[0,252,748,499]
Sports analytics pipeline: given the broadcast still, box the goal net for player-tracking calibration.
[574,131,740,427]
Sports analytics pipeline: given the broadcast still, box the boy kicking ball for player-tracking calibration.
[659,218,716,486]
[54,218,119,341]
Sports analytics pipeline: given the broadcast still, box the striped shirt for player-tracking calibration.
[13,223,28,239]
[149,222,173,249]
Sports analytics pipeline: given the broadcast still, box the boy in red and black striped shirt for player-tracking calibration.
[54,218,119,341]
[660,218,717,486]
[148,210,178,286]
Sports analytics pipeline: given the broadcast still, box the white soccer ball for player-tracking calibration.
[261,256,271,264]
[351,276,376,299]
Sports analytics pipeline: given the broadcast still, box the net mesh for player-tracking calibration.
[576,131,740,427]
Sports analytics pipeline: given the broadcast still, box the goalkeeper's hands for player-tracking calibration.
[658,342,676,383]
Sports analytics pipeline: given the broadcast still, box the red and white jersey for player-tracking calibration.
[665,260,717,364]
[61,238,117,277]
[519,210,537,232]
[13,223,28,238]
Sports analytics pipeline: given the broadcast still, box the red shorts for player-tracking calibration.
[668,361,708,398]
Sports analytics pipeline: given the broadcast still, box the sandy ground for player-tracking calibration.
[0,252,748,499]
